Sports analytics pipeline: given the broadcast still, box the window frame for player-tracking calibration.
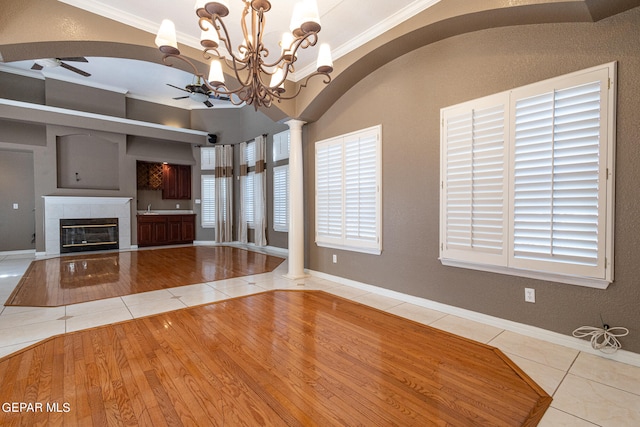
[440,62,616,289]
[315,124,382,255]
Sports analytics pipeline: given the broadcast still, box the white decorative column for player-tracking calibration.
[284,119,307,279]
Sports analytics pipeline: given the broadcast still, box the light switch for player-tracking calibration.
[12,203,18,210]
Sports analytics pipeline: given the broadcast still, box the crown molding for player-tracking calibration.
[293,0,442,81]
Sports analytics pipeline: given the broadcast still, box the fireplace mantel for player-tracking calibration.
[43,196,132,255]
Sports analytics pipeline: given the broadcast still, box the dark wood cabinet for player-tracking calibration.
[162,164,191,200]
[137,214,196,247]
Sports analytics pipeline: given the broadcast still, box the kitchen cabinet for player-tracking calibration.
[162,164,191,200]
[137,214,196,247]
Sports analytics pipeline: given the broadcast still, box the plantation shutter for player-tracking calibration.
[273,164,289,232]
[344,130,379,245]
[201,147,215,170]
[441,94,508,265]
[245,171,255,225]
[316,141,343,244]
[201,175,216,227]
[511,78,605,276]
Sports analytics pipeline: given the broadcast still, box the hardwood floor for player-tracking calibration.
[0,290,550,426]
[4,246,284,307]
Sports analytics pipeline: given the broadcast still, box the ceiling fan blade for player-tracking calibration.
[210,94,230,101]
[57,57,88,63]
[60,62,91,77]
[31,63,44,71]
[173,96,189,100]
[204,100,214,108]
[167,83,190,93]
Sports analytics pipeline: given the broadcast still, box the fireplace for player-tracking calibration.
[60,218,119,253]
[43,196,132,256]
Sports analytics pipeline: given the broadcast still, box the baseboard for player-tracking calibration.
[306,269,640,368]
[0,249,35,256]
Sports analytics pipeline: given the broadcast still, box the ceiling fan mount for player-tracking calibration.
[167,76,230,108]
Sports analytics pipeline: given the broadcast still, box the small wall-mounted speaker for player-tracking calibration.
[207,134,218,144]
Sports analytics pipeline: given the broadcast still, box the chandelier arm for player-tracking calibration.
[261,31,317,69]
[161,54,204,79]
[274,71,332,101]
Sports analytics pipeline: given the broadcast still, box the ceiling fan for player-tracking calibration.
[31,57,91,77]
[167,76,230,108]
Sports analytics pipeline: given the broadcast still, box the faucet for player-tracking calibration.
[147,203,152,212]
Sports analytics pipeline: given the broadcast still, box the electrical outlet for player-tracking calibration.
[332,254,337,264]
[12,203,19,210]
[525,288,536,303]
[176,203,180,209]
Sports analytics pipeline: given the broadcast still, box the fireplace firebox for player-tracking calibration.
[60,218,119,253]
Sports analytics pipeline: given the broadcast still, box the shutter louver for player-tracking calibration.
[245,172,255,225]
[316,142,343,240]
[201,175,216,227]
[344,133,378,242]
[443,102,506,260]
[315,125,382,254]
[273,165,289,232]
[514,81,601,267]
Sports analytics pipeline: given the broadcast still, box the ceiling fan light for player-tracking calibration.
[155,19,180,55]
[35,58,60,68]
[190,92,209,103]
[208,59,225,87]
[316,43,333,73]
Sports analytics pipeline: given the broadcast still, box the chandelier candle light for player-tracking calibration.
[155,0,334,109]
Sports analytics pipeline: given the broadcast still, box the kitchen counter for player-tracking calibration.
[137,210,194,215]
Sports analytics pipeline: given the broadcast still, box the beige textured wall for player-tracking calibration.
[305,8,640,352]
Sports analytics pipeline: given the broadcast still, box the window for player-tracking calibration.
[440,62,616,288]
[244,171,255,226]
[315,125,382,254]
[273,130,290,162]
[201,175,227,228]
[272,130,290,232]
[200,147,215,170]
[273,164,289,232]
[242,141,256,227]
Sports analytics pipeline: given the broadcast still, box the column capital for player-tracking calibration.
[284,119,307,131]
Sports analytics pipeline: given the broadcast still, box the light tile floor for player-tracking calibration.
[1,251,640,426]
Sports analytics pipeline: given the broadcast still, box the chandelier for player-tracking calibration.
[155,0,334,109]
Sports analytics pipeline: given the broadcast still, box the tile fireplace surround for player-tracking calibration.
[43,196,132,256]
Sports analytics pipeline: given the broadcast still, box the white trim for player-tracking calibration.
[43,196,132,204]
[306,269,640,368]
[0,249,35,256]
[294,0,442,80]
[440,258,610,289]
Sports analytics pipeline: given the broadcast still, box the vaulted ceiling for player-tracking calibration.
[1,0,638,122]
